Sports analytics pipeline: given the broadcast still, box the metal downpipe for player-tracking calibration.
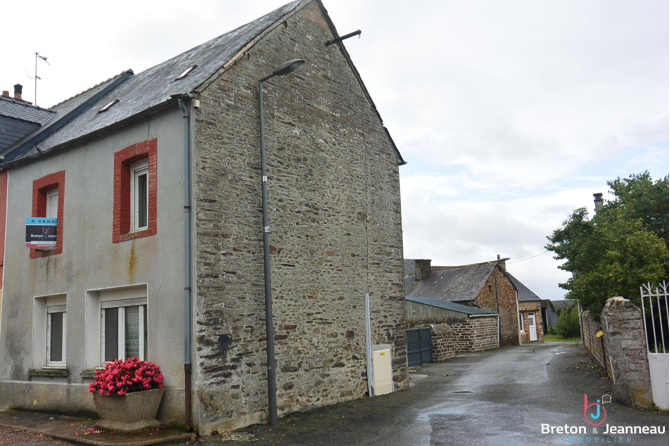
[178,98,193,429]
[259,80,278,426]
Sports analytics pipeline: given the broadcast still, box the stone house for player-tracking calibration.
[507,273,545,343]
[0,0,407,435]
[406,258,521,346]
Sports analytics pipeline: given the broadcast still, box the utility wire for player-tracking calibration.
[508,250,550,264]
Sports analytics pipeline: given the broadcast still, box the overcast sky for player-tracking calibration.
[1,0,667,300]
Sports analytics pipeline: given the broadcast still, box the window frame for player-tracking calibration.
[31,171,65,258]
[113,139,157,243]
[46,305,67,367]
[130,159,149,232]
[519,312,525,332]
[100,297,147,363]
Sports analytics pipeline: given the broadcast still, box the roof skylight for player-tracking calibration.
[175,65,197,81]
[98,99,119,113]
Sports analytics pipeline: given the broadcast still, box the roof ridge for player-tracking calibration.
[50,70,133,109]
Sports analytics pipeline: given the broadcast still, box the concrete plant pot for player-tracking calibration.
[93,388,164,433]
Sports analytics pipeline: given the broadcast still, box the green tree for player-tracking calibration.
[546,172,669,318]
[554,305,580,338]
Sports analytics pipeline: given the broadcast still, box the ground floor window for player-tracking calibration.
[101,299,147,362]
[519,312,524,332]
[47,305,66,366]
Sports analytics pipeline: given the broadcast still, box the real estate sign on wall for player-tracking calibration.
[25,217,57,248]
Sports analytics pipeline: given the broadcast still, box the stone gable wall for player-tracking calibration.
[192,2,406,434]
[475,268,520,346]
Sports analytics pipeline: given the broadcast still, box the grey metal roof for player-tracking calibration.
[406,296,497,316]
[506,273,542,302]
[2,0,305,163]
[0,98,54,124]
[407,262,497,302]
[551,299,576,311]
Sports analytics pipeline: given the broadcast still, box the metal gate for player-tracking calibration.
[641,281,669,409]
[407,327,433,367]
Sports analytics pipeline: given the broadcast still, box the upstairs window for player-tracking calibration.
[113,139,157,243]
[131,159,149,232]
[31,171,65,258]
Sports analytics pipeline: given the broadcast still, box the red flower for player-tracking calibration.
[88,358,164,396]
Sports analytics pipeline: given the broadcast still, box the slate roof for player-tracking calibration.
[0,0,306,164]
[1,0,404,168]
[506,273,542,302]
[0,98,54,124]
[407,261,498,302]
[0,97,55,151]
[406,296,498,316]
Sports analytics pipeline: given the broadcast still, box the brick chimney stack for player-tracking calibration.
[593,193,603,210]
[2,91,9,98]
[13,84,23,101]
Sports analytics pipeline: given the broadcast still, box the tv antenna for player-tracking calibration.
[34,52,49,106]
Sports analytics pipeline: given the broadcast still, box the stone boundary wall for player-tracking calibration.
[581,298,653,408]
[450,317,499,353]
[408,316,498,359]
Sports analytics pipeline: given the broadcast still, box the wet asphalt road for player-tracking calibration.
[195,342,669,446]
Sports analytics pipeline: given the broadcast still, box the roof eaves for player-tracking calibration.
[1,70,133,167]
[2,97,173,170]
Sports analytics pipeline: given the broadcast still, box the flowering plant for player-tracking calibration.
[89,358,163,396]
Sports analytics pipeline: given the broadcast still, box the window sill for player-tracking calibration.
[81,369,103,379]
[28,368,69,378]
[113,227,156,243]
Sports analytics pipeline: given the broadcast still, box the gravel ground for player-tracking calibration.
[0,425,71,446]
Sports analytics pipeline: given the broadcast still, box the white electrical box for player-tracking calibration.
[372,344,393,395]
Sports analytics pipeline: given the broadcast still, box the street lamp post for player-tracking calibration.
[258,58,304,426]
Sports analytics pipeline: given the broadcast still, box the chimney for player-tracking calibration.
[414,259,432,282]
[2,91,8,98]
[495,254,508,271]
[593,193,603,210]
[13,84,23,101]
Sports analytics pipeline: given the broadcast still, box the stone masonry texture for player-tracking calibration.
[475,267,520,346]
[192,3,407,435]
[407,316,498,358]
[601,297,653,408]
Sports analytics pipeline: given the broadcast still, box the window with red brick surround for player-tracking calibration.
[31,170,65,258]
[113,139,157,243]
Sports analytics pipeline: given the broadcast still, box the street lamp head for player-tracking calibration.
[272,59,305,77]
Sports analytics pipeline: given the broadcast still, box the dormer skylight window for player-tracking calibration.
[175,65,197,81]
[98,99,119,113]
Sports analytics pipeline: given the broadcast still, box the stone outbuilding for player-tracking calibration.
[405,258,520,346]
[507,273,545,343]
[0,0,407,435]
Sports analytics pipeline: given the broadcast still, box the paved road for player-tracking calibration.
[204,342,668,446]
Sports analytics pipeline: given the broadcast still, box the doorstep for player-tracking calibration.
[0,410,194,446]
